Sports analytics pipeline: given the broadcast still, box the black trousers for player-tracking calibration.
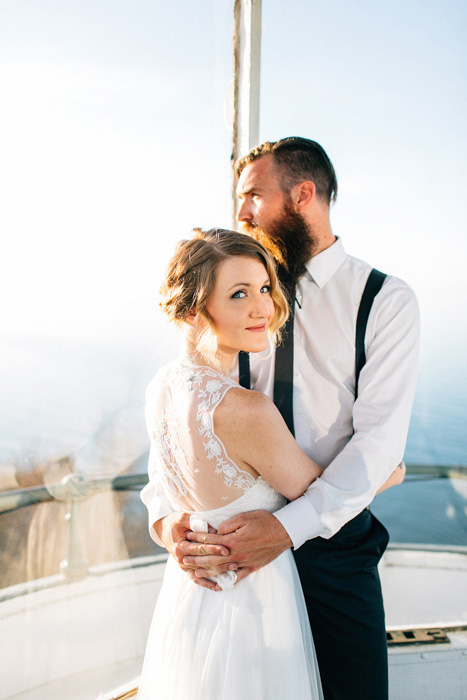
[293,509,390,700]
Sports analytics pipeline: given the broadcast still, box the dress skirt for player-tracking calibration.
[137,549,323,700]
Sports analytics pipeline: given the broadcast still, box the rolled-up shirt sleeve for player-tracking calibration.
[140,379,173,547]
[140,456,173,547]
[274,279,420,549]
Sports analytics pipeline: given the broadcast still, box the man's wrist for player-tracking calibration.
[274,496,322,550]
[271,513,293,551]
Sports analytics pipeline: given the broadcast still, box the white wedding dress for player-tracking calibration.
[138,357,323,700]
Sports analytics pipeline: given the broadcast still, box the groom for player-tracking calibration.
[151,137,420,699]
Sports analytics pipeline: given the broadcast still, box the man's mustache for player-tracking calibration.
[240,222,287,268]
[240,221,261,236]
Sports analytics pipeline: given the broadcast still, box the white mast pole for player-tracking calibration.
[232,0,262,229]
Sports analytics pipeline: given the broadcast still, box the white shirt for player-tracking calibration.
[142,238,420,549]
[251,237,420,547]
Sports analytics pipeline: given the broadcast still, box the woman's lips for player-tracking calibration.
[245,323,267,332]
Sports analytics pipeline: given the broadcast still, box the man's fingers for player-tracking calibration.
[187,531,230,547]
[234,566,253,583]
[183,554,237,570]
[217,514,244,536]
[174,542,229,559]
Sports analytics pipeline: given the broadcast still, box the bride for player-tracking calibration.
[138,227,325,699]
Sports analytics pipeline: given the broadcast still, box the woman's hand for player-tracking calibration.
[184,510,293,584]
[155,512,231,591]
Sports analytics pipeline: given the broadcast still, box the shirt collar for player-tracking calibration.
[303,236,347,288]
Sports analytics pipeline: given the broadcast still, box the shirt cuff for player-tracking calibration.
[146,500,172,547]
[273,495,323,550]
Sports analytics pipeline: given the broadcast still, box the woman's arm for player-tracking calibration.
[375,461,406,495]
[214,388,323,500]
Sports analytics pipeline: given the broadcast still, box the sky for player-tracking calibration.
[0,0,234,342]
[1,0,466,376]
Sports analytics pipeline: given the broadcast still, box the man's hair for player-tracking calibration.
[235,137,338,205]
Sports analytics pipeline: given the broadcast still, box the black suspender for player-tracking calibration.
[238,350,251,389]
[355,268,387,398]
[238,267,387,400]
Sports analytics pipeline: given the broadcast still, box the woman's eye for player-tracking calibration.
[231,290,246,299]
[260,285,271,294]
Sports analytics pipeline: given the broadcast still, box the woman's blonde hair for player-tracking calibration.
[160,228,288,364]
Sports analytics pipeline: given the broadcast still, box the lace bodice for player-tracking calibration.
[145,356,264,512]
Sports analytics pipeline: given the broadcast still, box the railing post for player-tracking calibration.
[59,474,89,581]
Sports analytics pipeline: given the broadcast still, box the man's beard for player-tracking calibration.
[242,199,317,298]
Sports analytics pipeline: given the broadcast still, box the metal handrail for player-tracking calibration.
[0,473,149,515]
[0,463,466,516]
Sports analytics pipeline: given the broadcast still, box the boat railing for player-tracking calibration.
[0,463,466,587]
[1,464,466,700]
[2,462,466,516]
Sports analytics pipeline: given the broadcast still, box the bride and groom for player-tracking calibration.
[138,137,420,699]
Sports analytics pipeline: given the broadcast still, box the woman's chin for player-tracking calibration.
[241,338,269,354]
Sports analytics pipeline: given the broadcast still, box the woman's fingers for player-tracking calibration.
[186,570,221,592]
[192,566,251,585]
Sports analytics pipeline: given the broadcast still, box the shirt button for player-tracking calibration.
[294,371,301,379]
[293,331,301,340]
[297,412,303,419]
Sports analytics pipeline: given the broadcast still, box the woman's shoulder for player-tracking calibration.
[145,360,176,398]
[215,386,277,425]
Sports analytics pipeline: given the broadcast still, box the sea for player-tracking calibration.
[1,331,466,547]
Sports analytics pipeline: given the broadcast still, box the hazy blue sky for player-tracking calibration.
[0,1,466,470]
[1,0,466,362]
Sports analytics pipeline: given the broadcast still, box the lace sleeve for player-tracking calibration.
[146,359,258,513]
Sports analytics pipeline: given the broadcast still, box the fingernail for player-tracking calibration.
[228,564,236,570]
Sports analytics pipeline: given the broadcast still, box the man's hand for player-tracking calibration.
[155,512,230,591]
[184,510,293,584]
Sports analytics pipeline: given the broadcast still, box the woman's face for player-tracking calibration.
[204,255,275,362]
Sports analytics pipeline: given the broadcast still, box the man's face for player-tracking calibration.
[236,154,315,285]
[236,155,288,233]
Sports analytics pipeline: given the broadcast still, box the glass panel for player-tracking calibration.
[261,0,467,467]
[0,2,234,698]
[1,1,466,697]
[260,0,467,646]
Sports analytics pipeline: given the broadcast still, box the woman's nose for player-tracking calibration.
[250,295,269,317]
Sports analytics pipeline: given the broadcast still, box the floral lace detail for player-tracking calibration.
[193,369,256,492]
[152,407,191,499]
[149,360,256,503]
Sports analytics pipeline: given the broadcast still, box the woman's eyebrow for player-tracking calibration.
[226,278,270,292]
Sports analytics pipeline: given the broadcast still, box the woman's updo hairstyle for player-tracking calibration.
[160,228,288,361]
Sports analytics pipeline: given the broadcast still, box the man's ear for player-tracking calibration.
[292,180,316,211]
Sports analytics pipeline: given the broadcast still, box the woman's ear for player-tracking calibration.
[186,309,203,327]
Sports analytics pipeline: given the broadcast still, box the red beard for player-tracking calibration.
[241,200,316,294]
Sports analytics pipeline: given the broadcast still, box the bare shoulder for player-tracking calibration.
[214,387,281,438]
[215,387,276,420]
